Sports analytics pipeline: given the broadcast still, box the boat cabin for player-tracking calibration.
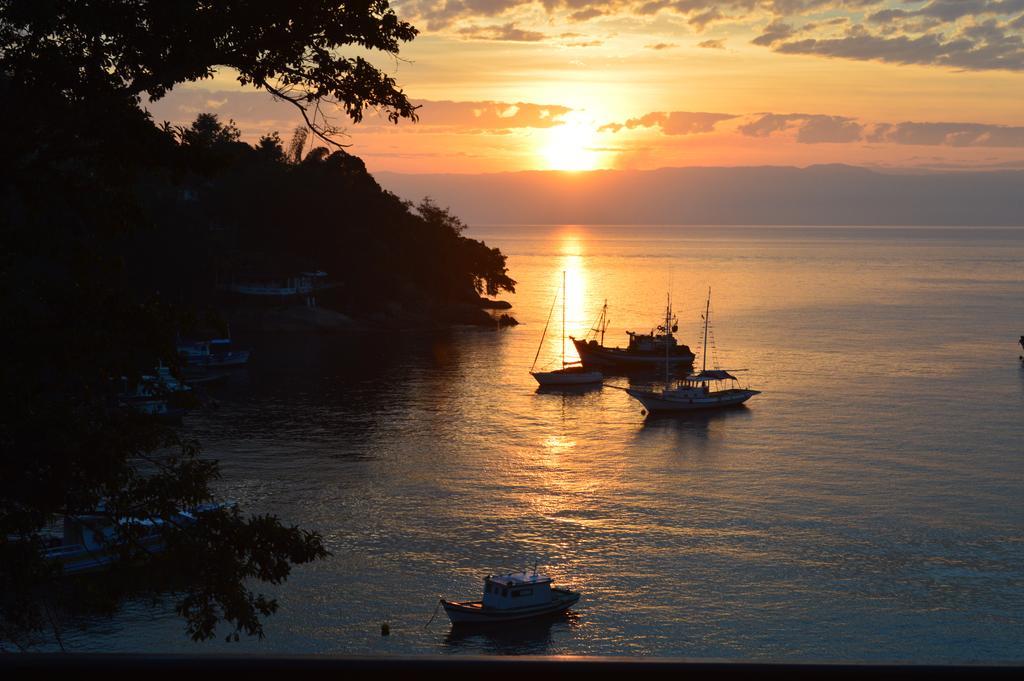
[667,370,740,396]
[626,330,679,353]
[482,571,553,610]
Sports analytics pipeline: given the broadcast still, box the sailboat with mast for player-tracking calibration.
[530,272,604,386]
[625,289,760,413]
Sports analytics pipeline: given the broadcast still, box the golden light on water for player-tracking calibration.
[542,435,577,455]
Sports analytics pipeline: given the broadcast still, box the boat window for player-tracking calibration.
[501,588,508,597]
[511,588,533,598]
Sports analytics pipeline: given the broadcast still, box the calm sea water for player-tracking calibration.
[59,225,1024,662]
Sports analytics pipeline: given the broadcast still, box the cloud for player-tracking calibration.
[765,2,1024,71]
[569,8,606,21]
[697,39,726,48]
[739,113,864,143]
[602,107,1024,148]
[405,100,574,129]
[646,42,680,49]
[396,1,1024,72]
[752,20,797,46]
[600,111,737,134]
[456,22,546,41]
[689,8,724,30]
[773,28,1024,71]
[868,121,1024,146]
[147,89,573,135]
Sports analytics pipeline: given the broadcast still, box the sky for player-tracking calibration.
[147,1,1024,174]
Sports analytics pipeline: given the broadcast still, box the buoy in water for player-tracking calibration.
[381,622,390,636]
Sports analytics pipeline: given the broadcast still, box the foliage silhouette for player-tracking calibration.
[0,0,473,648]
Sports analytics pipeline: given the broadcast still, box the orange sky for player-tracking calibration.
[148,1,1024,173]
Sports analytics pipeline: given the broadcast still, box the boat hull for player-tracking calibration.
[531,369,603,386]
[627,388,760,413]
[442,589,580,625]
[572,339,694,368]
[205,350,251,367]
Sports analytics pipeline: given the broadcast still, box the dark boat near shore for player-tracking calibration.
[42,502,230,576]
[571,299,695,369]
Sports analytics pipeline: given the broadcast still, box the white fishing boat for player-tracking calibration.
[625,290,760,413]
[440,567,581,625]
[530,271,603,386]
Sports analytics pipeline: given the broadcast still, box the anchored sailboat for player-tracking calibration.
[531,272,603,386]
[625,289,760,413]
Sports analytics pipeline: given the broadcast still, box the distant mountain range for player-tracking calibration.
[376,165,1024,226]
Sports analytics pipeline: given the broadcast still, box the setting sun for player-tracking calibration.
[539,119,602,171]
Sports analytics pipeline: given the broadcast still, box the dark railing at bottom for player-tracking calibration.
[2,655,1022,678]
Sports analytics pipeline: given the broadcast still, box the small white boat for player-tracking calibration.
[625,289,760,414]
[530,271,603,386]
[177,329,251,368]
[117,363,193,422]
[626,369,761,413]
[441,568,580,625]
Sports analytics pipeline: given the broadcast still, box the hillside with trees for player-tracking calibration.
[130,113,515,328]
[1,0,506,648]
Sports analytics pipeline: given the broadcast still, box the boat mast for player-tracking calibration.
[702,288,711,373]
[665,293,671,387]
[600,300,608,347]
[530,281,559,373]
[561,270,566,369]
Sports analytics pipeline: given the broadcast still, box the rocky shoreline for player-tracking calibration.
[224,297,517,333]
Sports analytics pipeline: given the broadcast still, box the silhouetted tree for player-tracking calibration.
[255,133,287,165]
[288,127,310,164]
[0,0,419,143]
[0,0,423,647]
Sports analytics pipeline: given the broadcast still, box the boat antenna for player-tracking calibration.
[702,287,711,374]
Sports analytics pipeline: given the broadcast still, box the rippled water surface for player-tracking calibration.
[62,226,1024,662]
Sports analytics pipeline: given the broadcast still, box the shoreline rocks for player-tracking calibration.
[223,297,517,332]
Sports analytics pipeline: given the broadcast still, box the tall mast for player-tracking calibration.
[561,270,566,368]
[665,293,671,387]
[702,288,711,373]
[600,300,607,347]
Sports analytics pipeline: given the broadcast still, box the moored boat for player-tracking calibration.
[41,502,230,576]
[530,272,603,386]
[117,363,193,422]
[625,289,760,414]
[177,332,251,368]
[441,568,580,625]
[626,369,760,413]
[571,299,695,369]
